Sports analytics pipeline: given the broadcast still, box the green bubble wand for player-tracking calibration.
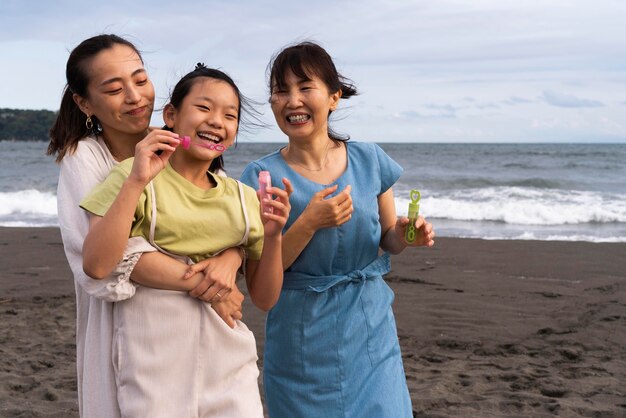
[405,189,421,244]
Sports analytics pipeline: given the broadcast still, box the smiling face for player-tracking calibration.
[270,69,340,142]
[164,77,240,160]
[73,44,154,142]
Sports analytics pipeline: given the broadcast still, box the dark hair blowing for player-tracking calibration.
[268,41,358,142]
[166,63,262,174]
[47,34,144,162]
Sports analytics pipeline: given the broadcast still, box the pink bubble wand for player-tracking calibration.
[179,136,227,153]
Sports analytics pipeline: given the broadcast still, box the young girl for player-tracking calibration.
[80,64,290,417]
[240,41,435,417]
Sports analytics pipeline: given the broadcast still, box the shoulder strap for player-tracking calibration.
[148,181,187,261]
[236,180,250,247]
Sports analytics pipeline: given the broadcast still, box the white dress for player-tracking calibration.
[58,136,143,418]
[57,136,262,417]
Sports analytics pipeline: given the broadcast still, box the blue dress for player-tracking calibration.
[240,142,412,418]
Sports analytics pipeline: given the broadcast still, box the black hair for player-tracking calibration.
[267,41,358,142]
[166,63,263,173]
[48,34,144,162]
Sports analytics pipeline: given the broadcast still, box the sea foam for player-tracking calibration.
[395,187,626,226]
[0,189,58,226]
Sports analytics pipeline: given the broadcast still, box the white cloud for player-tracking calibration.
[541,90,604,108]
[394,111,422,120]
[503,97,534,106]
[0,0,625,142]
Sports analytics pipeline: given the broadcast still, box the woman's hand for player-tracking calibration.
[261,177,293,237]
[395,215,435,247]
[183,247,244,303]
[210,285,244,328]
[279,182,352,269]
[300,184,353,232]
[127,128,180,185]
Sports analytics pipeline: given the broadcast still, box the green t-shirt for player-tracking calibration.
[80,158,264,262]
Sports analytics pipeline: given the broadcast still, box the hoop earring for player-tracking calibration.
[85,115,94,130]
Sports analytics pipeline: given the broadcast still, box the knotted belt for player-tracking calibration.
[281,253,391,292]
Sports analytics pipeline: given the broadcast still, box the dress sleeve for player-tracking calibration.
[239,162,264,190]
[374,143,403,194]
[58,143,143,301]
[105,236,158,299]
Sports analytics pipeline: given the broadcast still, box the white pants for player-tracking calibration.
[112,287,263,418]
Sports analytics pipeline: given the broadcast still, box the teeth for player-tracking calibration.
[288,114,309,123]
[198,132,220,143]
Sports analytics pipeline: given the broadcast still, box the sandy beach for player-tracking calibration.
[1,227,624,417]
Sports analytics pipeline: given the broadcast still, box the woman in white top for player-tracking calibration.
[48,34,246,417]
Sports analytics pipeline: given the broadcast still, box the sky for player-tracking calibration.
[1,0,625,143]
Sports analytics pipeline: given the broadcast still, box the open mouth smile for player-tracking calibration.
[287,114,310,124]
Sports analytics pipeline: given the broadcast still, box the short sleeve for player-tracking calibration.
[80,158,135,216]
[374,144,403,194]
[240,162,263,190]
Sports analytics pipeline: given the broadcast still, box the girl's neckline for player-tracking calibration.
[165,162,223,195]
[278,141,350,187]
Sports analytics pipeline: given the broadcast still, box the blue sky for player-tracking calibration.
[1,0,625,143]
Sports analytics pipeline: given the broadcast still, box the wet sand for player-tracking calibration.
[1,227,624,417]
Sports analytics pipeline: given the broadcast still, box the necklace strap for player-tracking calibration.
[285,141,333,172]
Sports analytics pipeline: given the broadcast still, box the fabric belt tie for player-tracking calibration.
[282,253,391,292]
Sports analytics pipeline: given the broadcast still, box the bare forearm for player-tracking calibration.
[378,187,406,255]
[132,252,203,291]
[246,235,283,311]
[83,178,146,279]
[380,226,406,254]
[281,216,316,269]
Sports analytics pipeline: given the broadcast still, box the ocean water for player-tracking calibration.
[1,140,625,242]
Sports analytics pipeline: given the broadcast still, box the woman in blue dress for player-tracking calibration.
[240,41,435,417]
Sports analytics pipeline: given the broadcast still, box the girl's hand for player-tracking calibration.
[127,128,180,185]
[300,184,353,231]
[183,247,243,303]
[396,215,435,247]
[210,285,244,328]
[261,177,293,237]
